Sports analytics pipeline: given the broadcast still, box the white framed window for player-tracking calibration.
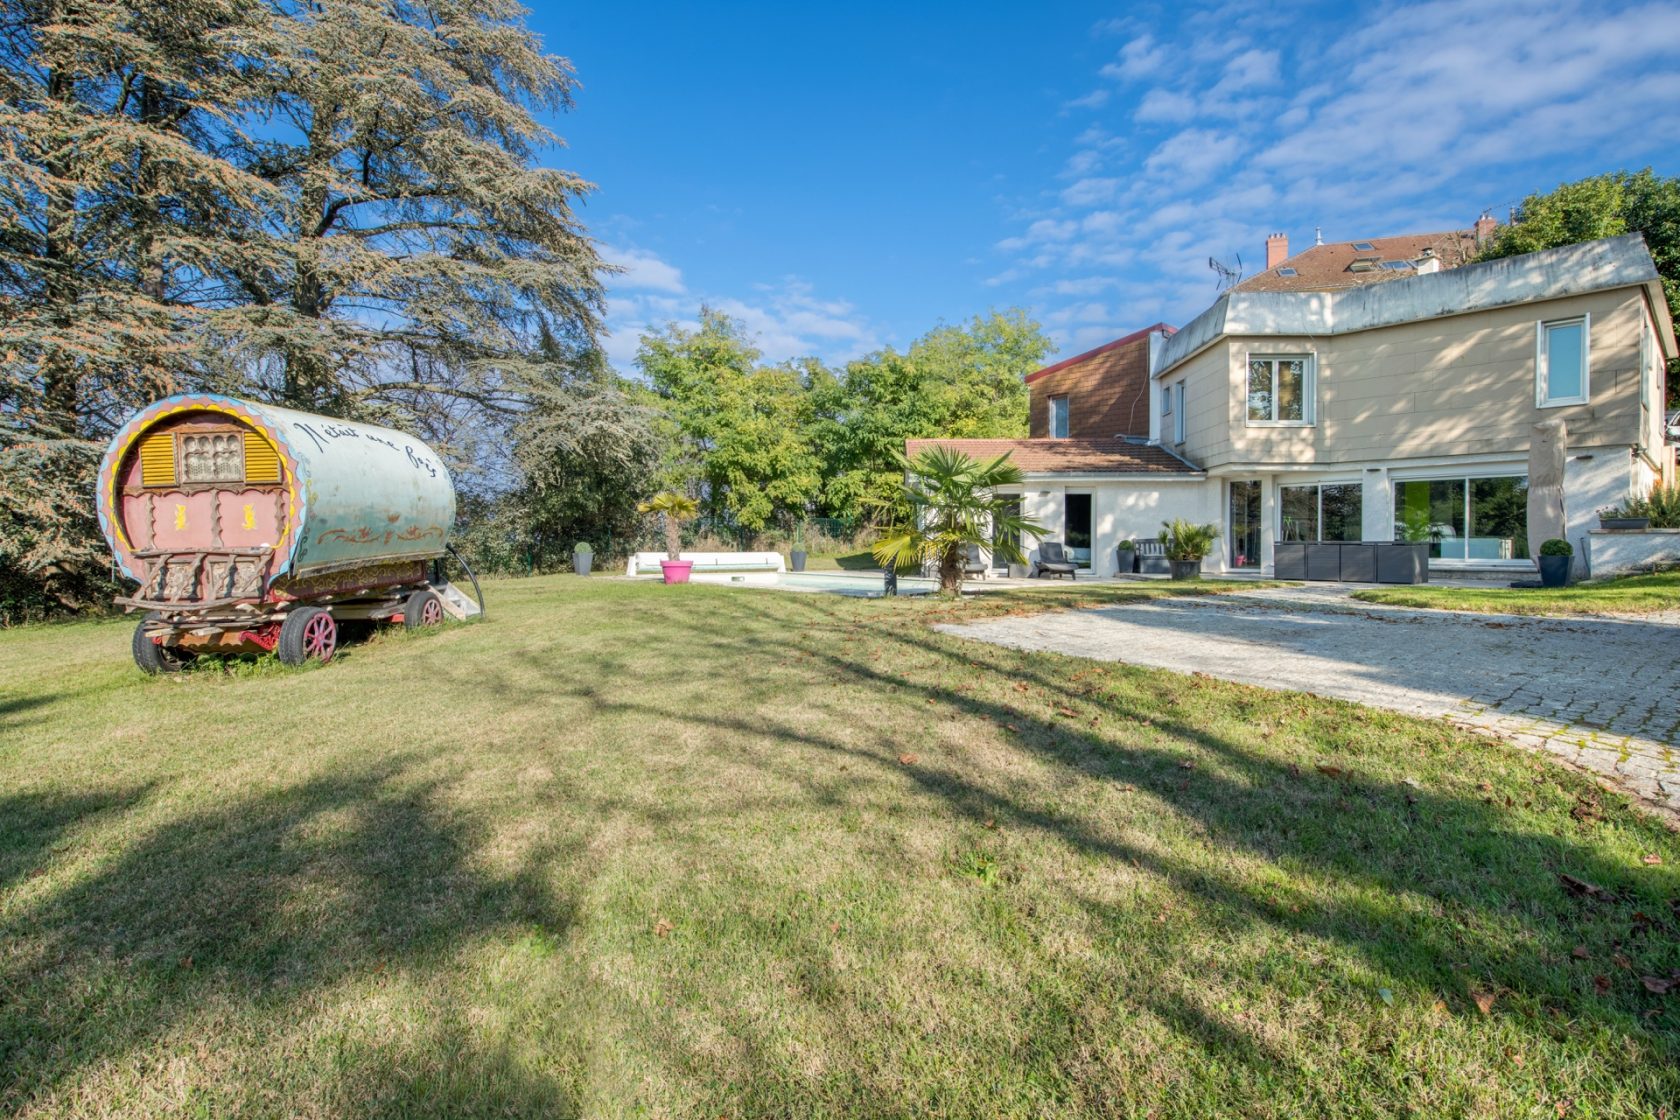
[1246,355,1314,425]
[1049,396,1069,439]
[1172,381,1185,444]
[1536,315,1589,407]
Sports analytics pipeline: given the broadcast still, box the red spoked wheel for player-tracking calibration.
[278,606,338,666]
[403,588,445,628]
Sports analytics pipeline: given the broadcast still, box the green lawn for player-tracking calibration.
[1,576,1676,1118]
[1352,569,1680,617]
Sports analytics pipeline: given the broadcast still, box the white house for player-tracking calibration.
[916,234,1676,579]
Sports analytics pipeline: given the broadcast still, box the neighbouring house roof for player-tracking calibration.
[1233,230,1480,293]
[904,437,1203,475]
[1023,321,1176,383]
[1157,233,1676,377]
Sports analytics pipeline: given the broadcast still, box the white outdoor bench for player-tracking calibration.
[625,551,788,577]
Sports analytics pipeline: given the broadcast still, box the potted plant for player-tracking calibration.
[1115,538,1137,575]
[1598,503,1651,531]
[637,491,700,584]
[1538,537,1572,587]
[789,523,807,572]
[1159,519,1217,580]
[572,541,593,576]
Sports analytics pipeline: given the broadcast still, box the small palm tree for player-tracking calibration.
[873,446,1046,595]
[638,491,699,559]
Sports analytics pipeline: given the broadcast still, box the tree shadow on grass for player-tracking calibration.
[0,757,579,1117]
[456,587,1680,1108]
[0,785,154,895]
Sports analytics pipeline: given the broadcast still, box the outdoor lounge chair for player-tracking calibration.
[964,543,988,578]
[1033,541,1078,579]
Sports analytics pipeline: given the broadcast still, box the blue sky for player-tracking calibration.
[532,0,1680,370]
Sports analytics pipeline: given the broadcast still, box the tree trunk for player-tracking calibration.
[939,545,962,595]
[665,516,681,560]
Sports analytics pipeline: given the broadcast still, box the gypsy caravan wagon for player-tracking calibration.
[97,394,482,672]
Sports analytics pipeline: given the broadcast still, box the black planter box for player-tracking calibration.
[1273,542,1307,579]
[1338,544,1378,583]
[1306,543,1342,581]
[1538,553,1570,587]
[1375,542,1428,584]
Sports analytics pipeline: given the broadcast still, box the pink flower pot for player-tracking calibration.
[659,559,693,584]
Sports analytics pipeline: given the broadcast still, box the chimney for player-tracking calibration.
[1266,232,1289,270]
[1474,211,1497,245]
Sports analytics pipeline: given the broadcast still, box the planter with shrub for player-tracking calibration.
[572,542,593,576]
[1159,519,1217,580]
[1115,539,1137,575]
[637,491,700,584]
[1538,537,1572,587]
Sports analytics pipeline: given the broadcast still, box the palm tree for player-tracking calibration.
[638,491,699,559]
[872,446,1045,595]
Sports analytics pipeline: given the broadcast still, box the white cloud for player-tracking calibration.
[604,275,881,371]
[1100,34,1169,82]
[1142,128,1242,183]
[1060,176,1121,206]
[1062,88,1110,111]
[600,244,686,293]
[1135,88,1198,124]
[989,0,1680,355]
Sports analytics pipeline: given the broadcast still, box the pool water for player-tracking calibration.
[690,570,937,596]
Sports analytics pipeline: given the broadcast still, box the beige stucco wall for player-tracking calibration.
[1169,286,1656,472]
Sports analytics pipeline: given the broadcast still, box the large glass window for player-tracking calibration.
[1280,482,1363,542]
[1393,476,1528,561]
[1229,480,1261,567]
[1049,396,1069,439]
[1538,317,1588,406]
[1248,356,1310,424]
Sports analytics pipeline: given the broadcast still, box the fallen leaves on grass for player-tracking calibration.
[897,753,919,766]
[1473,990,1496,1015]
[1557,873,1613,901]
[1316,764,1344,778]
[1571,945,1590,959]
[1642,853,1664,865]
[1641,972,1680,995]
[653,919,673,939]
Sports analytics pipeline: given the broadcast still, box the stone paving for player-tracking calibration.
[939,585,1680,818]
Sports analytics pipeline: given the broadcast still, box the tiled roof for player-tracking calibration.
[1232,230,1480,293]
[903,437,1201,475]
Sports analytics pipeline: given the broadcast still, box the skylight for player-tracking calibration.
[1277,267,1298,276]
[1352,241,1376,251]
[1379,260,1414,271]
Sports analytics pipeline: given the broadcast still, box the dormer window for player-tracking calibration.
[1049,396,1069,439]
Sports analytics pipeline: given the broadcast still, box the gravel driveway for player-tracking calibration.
[939,586,1680,816]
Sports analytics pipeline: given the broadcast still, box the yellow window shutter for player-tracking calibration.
[243,431,281,483]
[139,433,176,487]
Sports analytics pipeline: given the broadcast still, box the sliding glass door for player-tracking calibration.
[992,498,1020,573]
[1392,476,1528,561]
[1229,481,1261,568]
[1065,493,1093,567]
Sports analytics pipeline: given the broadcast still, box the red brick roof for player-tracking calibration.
[903,437,1201,475]
[1232,230,1480,293]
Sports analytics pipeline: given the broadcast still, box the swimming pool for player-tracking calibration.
[689,570,937,596]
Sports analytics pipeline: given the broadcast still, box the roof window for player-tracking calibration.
[1348,258,1380,273]
[1277,267,1298,277]
[1352,241,1375,251]
[1379,260,1414,271]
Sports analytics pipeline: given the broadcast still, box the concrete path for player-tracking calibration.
[939,585,1680,817]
